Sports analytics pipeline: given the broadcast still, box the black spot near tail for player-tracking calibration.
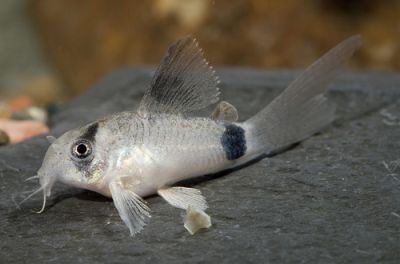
[221,124,247,160]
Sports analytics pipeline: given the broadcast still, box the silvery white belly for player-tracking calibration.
[122,145,230,197]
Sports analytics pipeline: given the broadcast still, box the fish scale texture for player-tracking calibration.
[0,68,400,263]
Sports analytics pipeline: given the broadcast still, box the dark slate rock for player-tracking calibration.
[1,67,400,263]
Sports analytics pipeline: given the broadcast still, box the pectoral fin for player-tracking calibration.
[158,187,208,211]
[211,101,239,122]
[109,180,151,236]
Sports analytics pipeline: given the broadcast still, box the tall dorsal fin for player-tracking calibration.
[138,37,220,116]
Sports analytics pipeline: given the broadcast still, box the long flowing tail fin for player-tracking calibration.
[242,35,362,157]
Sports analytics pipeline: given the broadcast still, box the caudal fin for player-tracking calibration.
[242,35,361,156]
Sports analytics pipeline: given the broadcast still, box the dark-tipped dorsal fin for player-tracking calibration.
[138,37,220,116]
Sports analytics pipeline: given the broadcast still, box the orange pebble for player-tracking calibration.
[7,96,34,111]
[0,118,49,144]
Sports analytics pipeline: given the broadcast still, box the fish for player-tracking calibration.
[22,35,361,236]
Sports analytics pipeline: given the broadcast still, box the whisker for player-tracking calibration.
[18,187,43,207]
[36,190,47,214]
[25,175,39,182]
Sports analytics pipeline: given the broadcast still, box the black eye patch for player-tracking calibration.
[80,122,99,142]
[71,122,99,172]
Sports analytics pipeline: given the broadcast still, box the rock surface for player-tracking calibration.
[1,68,400,263]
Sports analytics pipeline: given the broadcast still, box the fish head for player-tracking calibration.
[38,128,87,190]
[33,122,106,212]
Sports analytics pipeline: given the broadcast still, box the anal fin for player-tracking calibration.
[158,187,208,211]
[109,180,151,236]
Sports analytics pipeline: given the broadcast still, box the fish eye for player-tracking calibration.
[72,140,92,159]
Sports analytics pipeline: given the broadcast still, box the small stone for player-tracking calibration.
[7,96,33,111]
[0,119,49,144]
[0,129,10,145]
[11,106,48,123]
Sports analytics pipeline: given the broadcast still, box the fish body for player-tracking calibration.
[26,35,361,235]
[65,113,243,198]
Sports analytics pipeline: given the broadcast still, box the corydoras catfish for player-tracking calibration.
[24,35,361,236]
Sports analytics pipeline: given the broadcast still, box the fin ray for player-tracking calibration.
[158,187,208,211]
[110,180,151,236]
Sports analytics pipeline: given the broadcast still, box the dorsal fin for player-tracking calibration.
[46,135,56,144]
[138,37,220,116]
[211,101,239,122]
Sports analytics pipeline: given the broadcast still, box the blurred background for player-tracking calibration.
[0,0,399,144]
